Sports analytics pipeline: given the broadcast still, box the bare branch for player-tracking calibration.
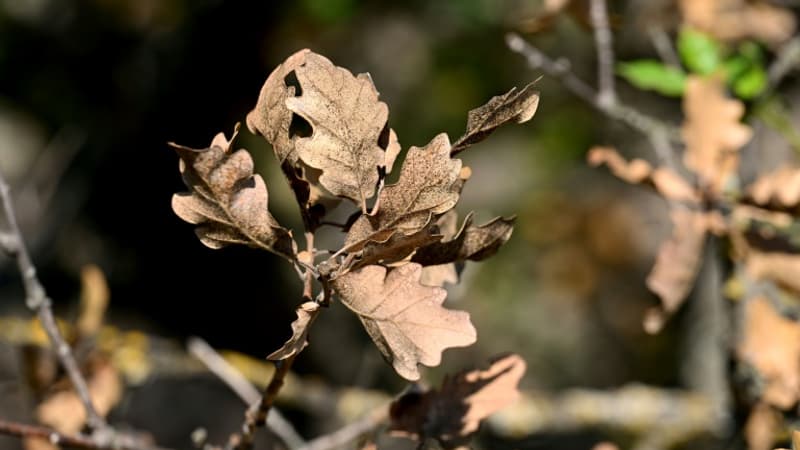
[0,171,106,432]
[589,0,617,107]
[506,32,681,168]
[0,418,173,450]
[648,27,681,68]
[188,337,306,450]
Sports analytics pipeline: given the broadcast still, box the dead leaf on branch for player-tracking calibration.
[644,208,712,333]
[748,166,800,209]
[283,52,390,209]
[332,263,477,381]
[412,212,516,266]
[679,0,796,46]
[451,82,540,156]
[736,296,800,409]
[267,302,320,360]
[170,125,295,258]
[682,75,752,195]
[345,133,462,262]
[390,354,526,449]
[587,146,700,203]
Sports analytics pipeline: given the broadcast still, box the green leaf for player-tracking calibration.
[617,60,687,96]
[733,65,767,99]
[678,28,723,75]
[723,55,750,82]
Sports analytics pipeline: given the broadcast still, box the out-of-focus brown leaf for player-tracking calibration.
[745,402,780,450]
[737,296,800,409]
[332,263,476,380]
[246,49,310,164]
[588,146,699,203]
[267,302,320,360]
[748,166,800,209]
[451,83,539,156]
[681,76,752,194]
[345,134,462,261]
[679,0,796,46]
[412,212,516,266]
[282,52,389,208]
[77,264,109,339]
[37,360,122,435]
[746,251,800,294]
[592,443,620,450]
[390,354,526,448]
[644,208,710,333]
[170,125,295,258]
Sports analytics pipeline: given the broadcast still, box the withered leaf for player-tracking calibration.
[679,0,796,46]
[682,75,752,195]
[644,208,710,333]
[419,264,459,287]
[354,215,443,269]
[390,354,526,449]
[746,250,800,294]
[744,402,780,450]
[412,212,515,266]
[736,296,800,409]
[284,52,389,208]
[748,166,800,209]
[451,82,539,155]
[246,49,310,164]
[345,134,462,262]
[170,125,295,258]
[267,301,320,360]
[332,263,477,380]
[588,146,700,203]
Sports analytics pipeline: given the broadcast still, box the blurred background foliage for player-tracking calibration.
[0,1,798,449]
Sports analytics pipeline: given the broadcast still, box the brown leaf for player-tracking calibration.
[77,264,109,339]
[283,52,390,208]
[412,212,516,266]
[345,134,462,262]
[354,215,443,269]
[681,75,752,195]
[332,263,477,380]
[390,354,526,448]
[588,146,699,203]
[419,264,459,287]
[736,296,800,409]
[748,166,800,209]
[644,208,709,333]
[679,0,796,46]
[246,49,310,164]
[267,301,320,360]
[170,125,295,258]
[451,82,539,156]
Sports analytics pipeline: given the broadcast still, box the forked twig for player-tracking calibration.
[0,171,105,432]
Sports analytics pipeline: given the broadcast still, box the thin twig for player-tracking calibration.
[188,337,306,450]
[768,36,800,87]
[0,418,173,450]
[298,406,388,450]
[648,27,681,68]
[506,32,680,168]
[0,172,106,432]
[589,0,617,107]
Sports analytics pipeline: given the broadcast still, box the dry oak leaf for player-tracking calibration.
[170,125,295,258]
[748,166,800,209]
[737,296,800,409]
[682,75,752,194]
[644,207,712,333]
[345,133,462,259]
[412,212,516,266]
[390,354,526,448]
[332,263,477,381]
[588,146,700,203]
[745,402,781,450]
[267,301,320,360]
[451,82,539,156]
[283,51,390,208]
[246,49,310,164]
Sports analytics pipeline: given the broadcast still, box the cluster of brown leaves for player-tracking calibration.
[170,49,538,383]
[590,43,800,450]
[679,0,796,46]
